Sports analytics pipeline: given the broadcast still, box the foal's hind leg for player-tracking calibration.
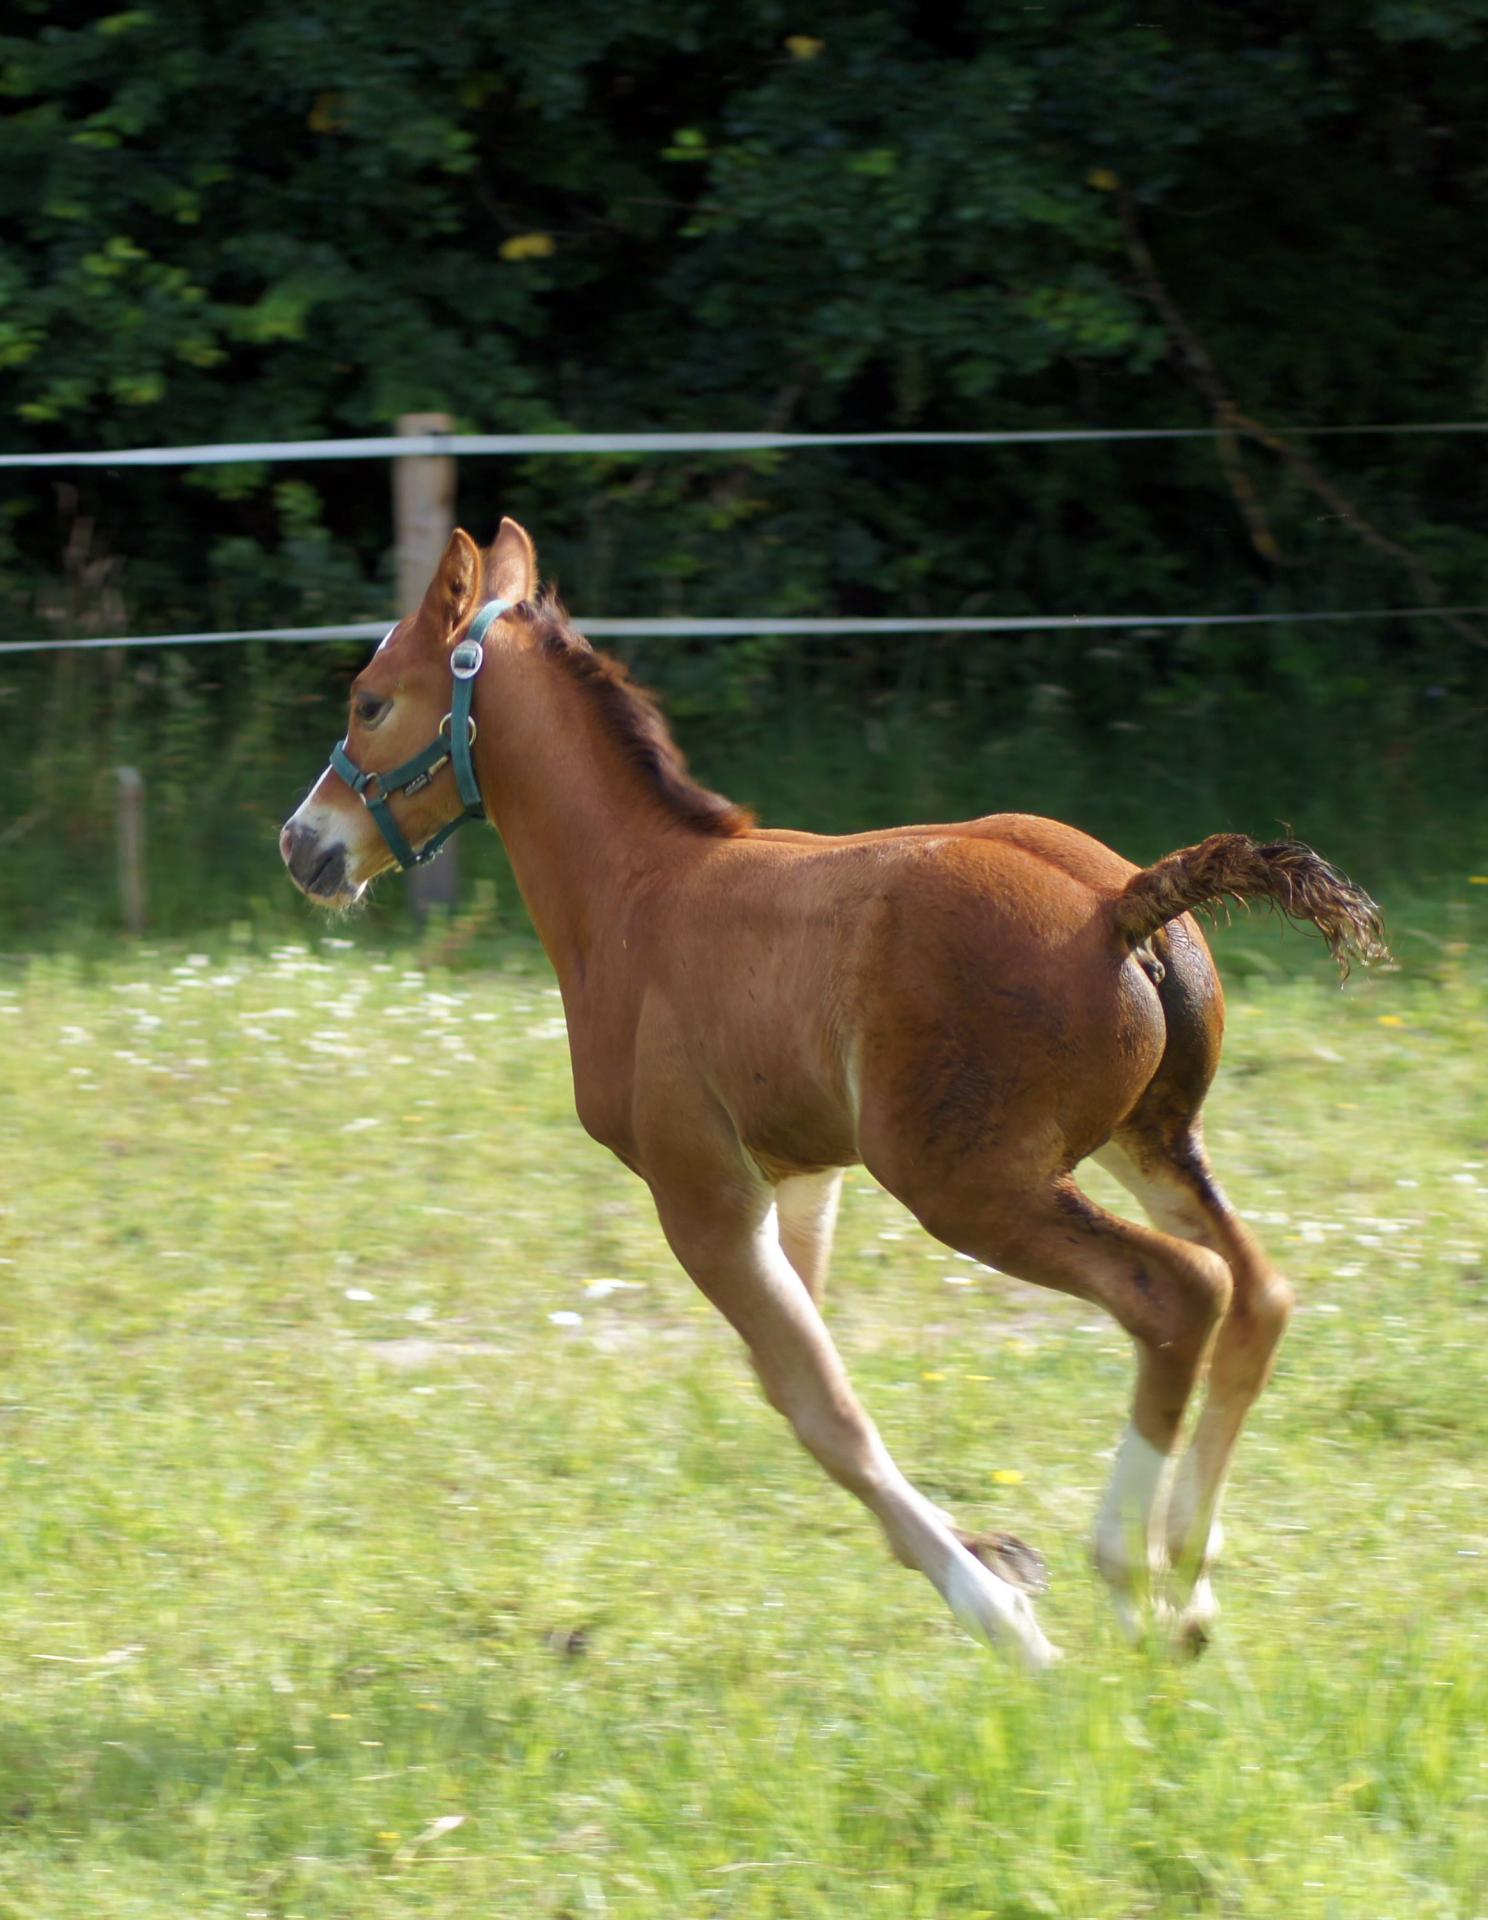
[902,1176,1233,1640]
[1096,1128,1294,1643]
[651,1179,1057,1668]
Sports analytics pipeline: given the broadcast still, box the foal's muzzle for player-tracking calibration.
[280,819,350,902]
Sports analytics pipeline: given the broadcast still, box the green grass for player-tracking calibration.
[0,902,1485,1917]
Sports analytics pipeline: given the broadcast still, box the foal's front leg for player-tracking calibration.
[651,1178,1057,1669]
[775,1168,844,1308]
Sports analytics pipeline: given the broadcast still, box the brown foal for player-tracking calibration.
[281,520,1387,1666]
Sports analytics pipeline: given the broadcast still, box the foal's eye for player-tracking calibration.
[354,693,390,727]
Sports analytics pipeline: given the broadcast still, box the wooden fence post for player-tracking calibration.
[393,411,460,919]
[116,766,145,935]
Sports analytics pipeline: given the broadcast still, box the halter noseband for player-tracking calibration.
[328,598,510,871]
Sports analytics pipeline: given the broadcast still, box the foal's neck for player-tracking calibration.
[472,641,687,988]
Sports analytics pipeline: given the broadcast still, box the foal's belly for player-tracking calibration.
[726,1053,860,1182]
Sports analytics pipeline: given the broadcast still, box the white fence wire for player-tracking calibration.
[3,421,1484,653]
[2,421,1486,469]
[3,604,1487,658]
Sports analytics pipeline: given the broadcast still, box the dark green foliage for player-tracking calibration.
[1,2,1486,932]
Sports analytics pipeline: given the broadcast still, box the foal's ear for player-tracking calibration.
[420,528,482,637]
[484,516,538,608]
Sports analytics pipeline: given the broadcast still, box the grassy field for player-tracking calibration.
[0,897,1485,1918]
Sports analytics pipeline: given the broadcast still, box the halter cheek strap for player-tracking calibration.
[328,598,510,871]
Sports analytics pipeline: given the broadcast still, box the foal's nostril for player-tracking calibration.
[279,823,294,864]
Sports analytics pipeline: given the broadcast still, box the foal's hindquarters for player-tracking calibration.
[648,838,1290,1665]
[850,853,1278,1652]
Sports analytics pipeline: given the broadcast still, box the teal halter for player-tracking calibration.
[328,598,509,871]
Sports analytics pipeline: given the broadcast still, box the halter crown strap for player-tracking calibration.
[329,597,511,870]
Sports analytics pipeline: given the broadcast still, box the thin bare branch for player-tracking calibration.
[1113,183,1487,650]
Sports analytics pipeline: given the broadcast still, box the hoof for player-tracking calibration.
[1175,1616,1211,1660]
[1171,1576,1219,1658]
[1006,1585,1061,1672]
[944,1545,1059,1668]
[1109,1590,1178,1647]
[1025,1632,1063,1673]
[959,1528,1049,1596]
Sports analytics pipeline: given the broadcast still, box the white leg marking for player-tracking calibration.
[793,1390,1057,1668]
[1094,1425,1171,1636]
[943,1545,1058,1670]
[881,1473,1057,1670]
[1166,1448,1226,1643]
[1166,1448,1224,1574]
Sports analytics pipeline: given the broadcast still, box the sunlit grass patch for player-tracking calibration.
[0,928,1484,1916]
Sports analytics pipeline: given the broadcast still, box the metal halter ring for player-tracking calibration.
[440,712,478,747]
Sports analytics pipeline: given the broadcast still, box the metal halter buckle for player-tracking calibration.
[450,638,484,680]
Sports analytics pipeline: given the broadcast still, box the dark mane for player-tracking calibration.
[521,591,753,838]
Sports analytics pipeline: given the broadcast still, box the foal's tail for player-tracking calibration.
[1115,834,1390,977]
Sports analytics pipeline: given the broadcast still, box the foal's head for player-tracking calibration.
[280,519,536,907]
